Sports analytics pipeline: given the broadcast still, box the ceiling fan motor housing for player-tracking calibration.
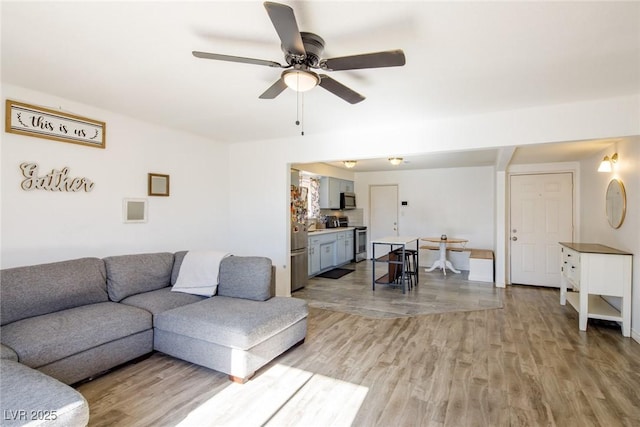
[285,32,325,67]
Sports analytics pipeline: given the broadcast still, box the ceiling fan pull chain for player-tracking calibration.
[295,74,301,127]
[301,92,305,136]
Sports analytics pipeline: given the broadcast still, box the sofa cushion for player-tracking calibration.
[154,296,308,350]
[0,258,107,326]
[120,286,206,319]
[1,344,18,361]
[217,256,274,301]
[0,359,89,427]
[1,302,151,368]
[171,251,188,285]
[104,252,174,302]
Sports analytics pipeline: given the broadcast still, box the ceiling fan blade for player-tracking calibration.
[264,2,306,58]
[318,75,365,104]
[322,49,406,71]
[259,78,288,99]
[192,51,284,68]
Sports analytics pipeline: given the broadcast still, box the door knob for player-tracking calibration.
[512,236,518,241]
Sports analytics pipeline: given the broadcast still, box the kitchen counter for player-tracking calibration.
[308,227,355,235]
[308,228,356,276]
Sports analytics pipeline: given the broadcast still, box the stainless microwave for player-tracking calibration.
[340,192,356,210]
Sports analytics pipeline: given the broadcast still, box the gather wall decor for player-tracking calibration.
[19,162,95,192]
[5,99,106,149]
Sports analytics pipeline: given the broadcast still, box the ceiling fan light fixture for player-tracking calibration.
[343,160,357,168]
[388,157,403,166]
[282,69,319,92]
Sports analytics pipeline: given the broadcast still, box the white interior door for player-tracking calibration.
[510,173,573,287]
[369,184,399,246]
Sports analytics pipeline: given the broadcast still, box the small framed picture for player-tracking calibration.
[123,198,147,223]
[148,173,170,197]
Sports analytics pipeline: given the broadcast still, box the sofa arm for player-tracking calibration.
[217,256,274,301]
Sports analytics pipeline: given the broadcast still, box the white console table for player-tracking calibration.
[559,242,632,337]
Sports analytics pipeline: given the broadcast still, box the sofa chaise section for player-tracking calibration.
[154,255,308,382]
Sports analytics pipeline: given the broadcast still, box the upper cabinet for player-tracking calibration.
[319,177,354,210]
[339,180,353,193]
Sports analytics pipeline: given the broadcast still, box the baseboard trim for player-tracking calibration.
[632,328,640,344]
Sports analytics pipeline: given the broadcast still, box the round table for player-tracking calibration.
[421,237,468,275]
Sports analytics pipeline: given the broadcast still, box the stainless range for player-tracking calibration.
[354,226,367,262]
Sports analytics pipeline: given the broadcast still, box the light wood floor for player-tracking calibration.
[77,264,640,426]
[295,261,502,318]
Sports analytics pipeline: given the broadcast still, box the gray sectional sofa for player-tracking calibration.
[0,251,308,426]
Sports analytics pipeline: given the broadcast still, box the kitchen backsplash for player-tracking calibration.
[318,208,364,226]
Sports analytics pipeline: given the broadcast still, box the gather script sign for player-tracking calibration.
[20,162,95,192]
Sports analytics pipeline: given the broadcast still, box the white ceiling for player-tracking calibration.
[311,138,620,172]
[2,1,639,168]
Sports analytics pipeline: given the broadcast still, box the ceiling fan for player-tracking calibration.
[192,1,406,104]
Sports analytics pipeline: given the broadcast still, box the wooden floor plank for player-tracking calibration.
[75,262,640,426]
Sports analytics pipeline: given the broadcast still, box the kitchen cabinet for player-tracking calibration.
[336,232,346,264]
[345,232,354,263]
[339,180,353,193]
[319,177,354,209]
[308,228,355,276]
[336,230,355,265]
[320,242,335,270]
[559,242,632,337]
[308,237,321,276]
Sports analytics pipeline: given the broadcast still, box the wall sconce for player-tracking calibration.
[343,160,357,169]
[388,157,403,166]
[598,153,618,172]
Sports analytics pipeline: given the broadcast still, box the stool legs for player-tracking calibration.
[402,250,418,290]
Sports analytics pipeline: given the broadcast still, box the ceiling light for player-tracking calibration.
[282,69,319,92]
[343,160,357,168]
[388,157,403,166]
[598,152,618,172]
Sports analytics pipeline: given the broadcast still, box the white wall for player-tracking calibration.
[354,166,495,269]
[1,84,230,268]
[578,138,640,341]
[229,95,640,296]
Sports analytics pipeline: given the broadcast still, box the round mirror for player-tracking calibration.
[605,179,626,229]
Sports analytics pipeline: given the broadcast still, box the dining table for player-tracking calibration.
[421,237,468,275]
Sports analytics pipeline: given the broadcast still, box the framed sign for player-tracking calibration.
[148,173,170,196]
[5,99,106,149]
[123,198,147,223]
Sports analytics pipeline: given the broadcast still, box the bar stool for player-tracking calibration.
[392,249,418,290]
[402,249,418,289]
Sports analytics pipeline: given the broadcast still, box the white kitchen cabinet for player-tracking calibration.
[345,232,354,263]
[559,242,632,337]
[320,242,335,270]
[308,228,355,276]
[339,180,353,193]
[308,237,321,276]
[336,232,346,265]
[335,230,355,265]
[319,177,354,209]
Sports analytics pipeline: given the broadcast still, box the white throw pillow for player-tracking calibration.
[171,250,231,297]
